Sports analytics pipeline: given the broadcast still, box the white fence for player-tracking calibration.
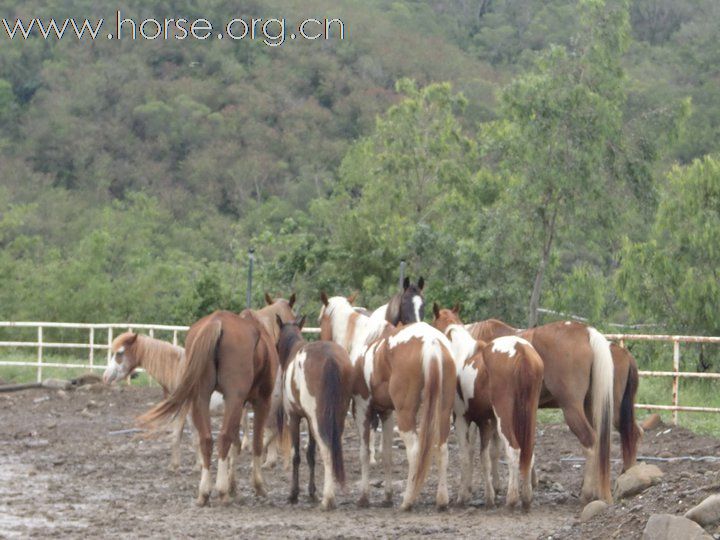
[0,322,718,426]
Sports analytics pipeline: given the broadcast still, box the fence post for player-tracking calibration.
[107,327,113,365]
[89,327,94,368]
[672,339,680,425]
[37,326,43,383]
[399,260,406,289]
[172,330,178,347]
[246,247,255,309]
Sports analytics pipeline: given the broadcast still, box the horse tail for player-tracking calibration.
[138,319,222,428]
[619,349,641,471]
[514,343,544,480]
[318,357,346,485]
[412,341,442,501]
[588,327,614,503]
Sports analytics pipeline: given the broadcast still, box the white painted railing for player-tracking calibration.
[0,321,320,383]
[0,322,717,426]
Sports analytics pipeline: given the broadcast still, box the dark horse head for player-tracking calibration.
[386,276,425,325]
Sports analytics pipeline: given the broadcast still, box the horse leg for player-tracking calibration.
[307,429,318,501]
[479,420,497,508]
[380,412,395,506]
[317,435,336,510]
[369,425,378,466]
[396,408,420,512]
[251,398,270,497]
[490,423,503,493]
[355,398,372,508]
[436,400,451,511]
[261,428,279,469]
[215,394,244,504]
[455,415,472,505]
[169,414,184,471]
[561,403,596,503]
[288,415,301,504]
[191,399,213,507]
[240,405,251,451]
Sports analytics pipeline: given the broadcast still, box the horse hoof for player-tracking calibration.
[288,494,299,505]
[321,498,336,511]
[400,502,413,512]
[218,493,232,506]
[261,460,276,470]
[254,485,267,498]
[196,494,210,507]
[357,495,370,508]
[485,498,496,509]
[436,502,448,512]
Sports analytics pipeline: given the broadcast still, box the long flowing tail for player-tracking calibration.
[318,358,346,485]
[138,319,222,428]
[619,348,641,471]
[514,343,544,480]
[412,344,442,502]
[588,327,614,503]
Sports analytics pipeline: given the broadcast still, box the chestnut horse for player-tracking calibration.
[468,318,641,471]
[319,293,456,510]
[139,311,277,506]
[276,315,354,510]
[371,276,425,325]
[465,318,615,503]
[432,305,544,509]
[102,332,223,470]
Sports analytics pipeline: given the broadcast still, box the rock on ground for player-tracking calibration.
[685,494,720,527]
[614,462,664,499]
[642,514,712,540]
[580,500,608,523]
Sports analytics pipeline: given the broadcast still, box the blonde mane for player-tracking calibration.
[113,332,184,392]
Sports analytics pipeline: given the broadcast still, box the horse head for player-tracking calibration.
[103,332,140,384]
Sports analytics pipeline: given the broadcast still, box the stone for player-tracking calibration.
[580,500,608,523]
[642,514,712,540]
[614,463,664,499]
[641,413,662,431]
[42,378,72,390]
[685,495,720,527]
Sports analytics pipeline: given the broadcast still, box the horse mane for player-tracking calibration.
[323,297,389,358]
[133,335,185,392]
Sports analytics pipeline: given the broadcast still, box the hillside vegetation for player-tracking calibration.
[1,0,719,345]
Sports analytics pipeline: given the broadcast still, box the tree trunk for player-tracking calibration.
[527,206,558,328]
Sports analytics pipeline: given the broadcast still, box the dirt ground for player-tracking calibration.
[1,384,720,539]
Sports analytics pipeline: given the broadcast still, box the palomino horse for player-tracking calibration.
[237,292,296,467]
[276,315,354,510]
[319,293,456,510]
[432,305,544,509]
[466,318,615,503]
[102,332,223,470]
[468,318,642,472]
[139,311,277,506]
[371,276,425,325]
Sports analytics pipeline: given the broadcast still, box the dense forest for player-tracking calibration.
[0,0,718,336]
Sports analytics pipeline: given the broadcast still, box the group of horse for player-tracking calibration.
[103,278,642,513]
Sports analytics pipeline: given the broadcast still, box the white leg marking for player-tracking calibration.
[197,466,212,506]
[399,430,419,511]
[381,416,395,504]
[216,457,230,498]
[436,442,449,509]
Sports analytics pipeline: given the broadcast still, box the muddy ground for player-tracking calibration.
[1,384,720,539]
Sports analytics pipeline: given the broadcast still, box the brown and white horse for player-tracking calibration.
[102,332,223,470]
[370,276,425,325]
[139,311,277,506]
[319,293,456,510]
[432,305,544,509]
[466,318,615,503]
[276,315,354,510]
[468,318,642,472]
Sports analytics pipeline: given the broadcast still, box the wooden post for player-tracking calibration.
[89,327,94,368]
[107,327,113,365]
[672,339,680,425]
[37,326,43,383]
[149,328,154,339]
[172,330,178,347]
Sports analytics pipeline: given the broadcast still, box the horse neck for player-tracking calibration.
[330,303,387,358]
[135,336,184,391]
[446,324,480,364]
[278,332,305,370]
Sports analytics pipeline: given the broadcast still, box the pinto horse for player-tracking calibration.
[432,305,544,509]
[139,311,277,506]
[276,315,354,510]
[103,332,223,470]
[466,318,615,503]
[371,276,425,325]
[319,292,456,511]
[467,318,642,472]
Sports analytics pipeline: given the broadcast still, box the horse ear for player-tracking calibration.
[432,302,441,319]
[265,292,274,306]
[288,293,296,308]
[403,276,410,290]
[348,291,358,305]
[452,302,461,314]
[418,276,425,291]
[320,291,329,306]
[275,314,284,330]
[296,315,306,329]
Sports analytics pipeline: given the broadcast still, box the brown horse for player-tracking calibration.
[102,332,223,470]
[276,315,354,510]
[371,276,425,325]
[466,318,615,503]
[432,305,544,509]
[319,293,456,511]
[468,318,642,471]
[139,311,277,506]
